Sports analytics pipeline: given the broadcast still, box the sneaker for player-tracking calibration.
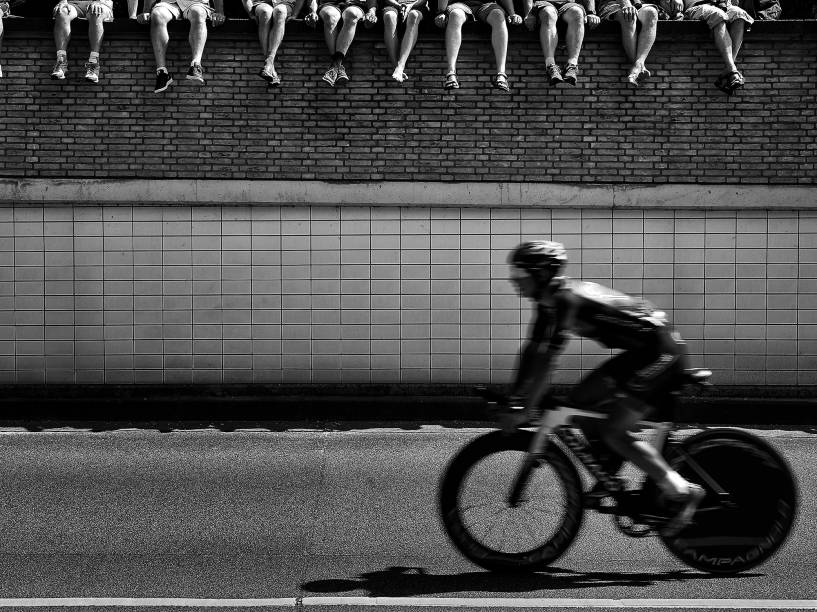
[51,58,68,80]
[563,63,579,86]
[660,483,706,537]
[154,69,174,93]
[322,65,338,87]
[186,62,205,85]
[84,61,100,83]
[546,63,563,86]
[335,65,349,84]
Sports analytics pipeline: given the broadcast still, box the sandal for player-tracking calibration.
[443,71,459,90]
[715,70,743,95]
[626,66,651,88]
[491,72,510,92]
[259,66,278,83]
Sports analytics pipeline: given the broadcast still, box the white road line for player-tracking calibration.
[301,599,817,609]
[0,598,296,608]
[0,599,816,609]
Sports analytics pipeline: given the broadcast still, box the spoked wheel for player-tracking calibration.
[657,429,798,574]
[439,430,583,571]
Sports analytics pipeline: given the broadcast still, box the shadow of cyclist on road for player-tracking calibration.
[301,564,752,597]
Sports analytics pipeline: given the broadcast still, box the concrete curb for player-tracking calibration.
[0,384,814,426]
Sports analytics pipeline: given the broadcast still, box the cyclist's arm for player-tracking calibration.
[510,304,569,410]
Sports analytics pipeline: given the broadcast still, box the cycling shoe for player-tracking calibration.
[660,483,706,537]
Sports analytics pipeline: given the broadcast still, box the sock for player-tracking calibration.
[659,471,689,499]
[157,66,167,74]
[331,51,344,64]
[191,59,201,66]
[57,50,67,62]
[88,51,100,64]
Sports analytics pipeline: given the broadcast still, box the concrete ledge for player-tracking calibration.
[2,179,816,208]
[1,384,814,426]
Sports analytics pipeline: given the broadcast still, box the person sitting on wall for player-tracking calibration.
[243,0,314,87]
[523,0,599,86]
[0,1,7,78]
[136,0,226,93]
[435,0,522,91]
[50,0,135,82]
[682,0,752,95]
[597,0,682,87]
[382,0,428,82]
[317,0,377,87]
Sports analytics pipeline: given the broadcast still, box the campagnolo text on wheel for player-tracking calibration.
[439,240,798,575]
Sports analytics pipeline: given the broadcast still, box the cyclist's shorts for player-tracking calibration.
[570,329,687,414]
[586,330,688,409]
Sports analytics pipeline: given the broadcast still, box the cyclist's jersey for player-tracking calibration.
[530,279,671,353]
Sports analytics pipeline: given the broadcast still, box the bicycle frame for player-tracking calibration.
[522,404,673,499]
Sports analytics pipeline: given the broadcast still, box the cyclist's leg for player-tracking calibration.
[572,340,690,497]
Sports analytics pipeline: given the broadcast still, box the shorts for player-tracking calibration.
[530,0,585,18]
[569,330,689,411]
[152,0,214,20]
[52,0,114,21]
[598,0,668,19]
[248,0,295,16]
[318,0,365,13]
[383,0,429,17]
[446,0,505,22]
[684,1,753,28]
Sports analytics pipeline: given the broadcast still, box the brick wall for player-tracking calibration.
[1,20,815,184]
[2,203,815,387]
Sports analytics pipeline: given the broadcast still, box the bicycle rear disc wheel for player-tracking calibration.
[439,430,583,572]
[659,428,798,574]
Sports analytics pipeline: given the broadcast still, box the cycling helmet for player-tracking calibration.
[509,240,567,279]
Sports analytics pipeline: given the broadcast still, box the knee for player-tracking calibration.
[255,5,273,22]
[342,8,362,22]
[187,6,207,23]
[321,10,340,25]
[486,8,505,24]
[539,6,558,25]
[383,10,398,27]
[54,5,75,23]
[563,6,584,23]
[406,9,423,24]
[639,5,658,23]
[272,4,288,20]
[448,8,467,25]
[151,8,172,25]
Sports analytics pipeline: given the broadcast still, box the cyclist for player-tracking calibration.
[506,239,704,536]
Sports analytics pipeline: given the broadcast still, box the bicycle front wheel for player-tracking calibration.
[439,430,583,572]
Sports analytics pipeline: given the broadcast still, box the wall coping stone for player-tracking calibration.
[1,178,815,209]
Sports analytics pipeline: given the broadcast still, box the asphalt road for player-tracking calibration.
[0,425,814,610]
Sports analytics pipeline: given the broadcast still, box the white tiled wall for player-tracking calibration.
[1,204,815,386]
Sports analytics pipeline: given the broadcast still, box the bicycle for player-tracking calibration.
[439,369,798,575]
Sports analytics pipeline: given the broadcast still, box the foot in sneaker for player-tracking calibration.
[546,63,563,86]
[84,61,100,83]
[51,59,68,80]
[154,69,174,93]
[335,65,349,84]
[322,65,338,87]
[661,483,705,537]
[186,62,205,85]
[563,63,579,85]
